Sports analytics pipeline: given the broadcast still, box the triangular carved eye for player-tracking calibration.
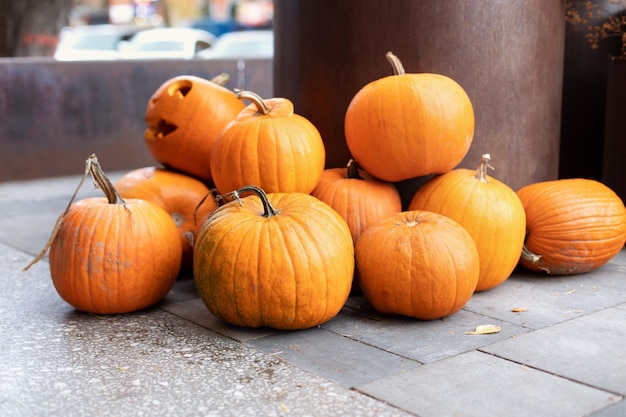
[167,79,193,98]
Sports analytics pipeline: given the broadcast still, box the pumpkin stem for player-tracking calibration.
[386,51,406,76]
[23,154,124,271]
[210,73,230,86]
[521,244,551,273]
[218,185,279,218]
[87,154,125,205]
[475,153,495,183]
[346,159,363,180]
[236,90,270,115]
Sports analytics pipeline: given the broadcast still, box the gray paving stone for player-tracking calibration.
[356,351,620,417]
[246,325,421,388]
[2,243,412,417]
[586,398,626,417]
[162,297,276,343]
[465,263,626,330]
[323,303,529,363]
[481,307,626,396]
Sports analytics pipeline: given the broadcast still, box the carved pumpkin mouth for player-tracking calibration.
[152,119,177,139]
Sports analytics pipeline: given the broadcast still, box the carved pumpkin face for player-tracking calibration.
[144,75,245,181]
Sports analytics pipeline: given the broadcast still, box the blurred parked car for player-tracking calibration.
[118,28,216,59]
[196,30,273,59]
[54,24,143,61]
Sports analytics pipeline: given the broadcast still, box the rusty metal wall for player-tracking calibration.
[273,0,565,203]
[0,58,272,182]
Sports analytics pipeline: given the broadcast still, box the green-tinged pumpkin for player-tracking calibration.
[210,90,326,195]
[344,52,474,182]
[193,185,354,330]
[409,154,526,291]
[356,210,480,320]
[517,178,626,275]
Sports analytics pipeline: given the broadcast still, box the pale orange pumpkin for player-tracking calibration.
[345,52,474,182]
[356,210,480,320]
[144,74,245,181]
[193,185,354,330]
[210,90,326,195]
[114,166,218,271]
[517,178,626,275]
[409,154,526,291]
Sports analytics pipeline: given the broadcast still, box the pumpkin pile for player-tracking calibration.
[25,52,626,327]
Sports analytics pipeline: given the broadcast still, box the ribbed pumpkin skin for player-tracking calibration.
[344,73,474,182]
[356,210,480,320]
[517,178,626,275]
[49,198,182,314]
[193,191,354,330]
[311,165,402,245]
[210,97,326,195]
[144,75,245,181]
[114,166,218,270]
[408,168,526,291]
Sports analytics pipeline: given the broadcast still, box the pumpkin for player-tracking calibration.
[210,90,326,195]
[312,159,402,244]
[193,185,354,330]
[144,74,245,181]
[356,210,480,320]
[27,155,182,314]
[408,154,526,291]
[114,166,218,271]
[344,51,474,182]
[517,178,626,275]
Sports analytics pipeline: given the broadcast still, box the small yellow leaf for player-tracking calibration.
[465,324,501,335]
[511,307,528,313]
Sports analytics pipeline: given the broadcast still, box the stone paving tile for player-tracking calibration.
[587,398,626,417]
[324,301,529,364]
[464,263,626,330]
[355,350,620,417]
[246,325,421,388]
[481,307,626,396]
[2,243,412,417]
[162,297,276,343]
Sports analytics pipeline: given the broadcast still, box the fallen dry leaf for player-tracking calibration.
[511,307,528,313]
[465,324,502,335]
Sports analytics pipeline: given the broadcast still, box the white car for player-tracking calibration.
[119,27,216,59]
[54,24,142,61]
[197,30,273,59]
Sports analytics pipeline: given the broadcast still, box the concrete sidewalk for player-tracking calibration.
[1,173,625,417]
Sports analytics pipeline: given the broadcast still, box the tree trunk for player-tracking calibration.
[0,0,74,57]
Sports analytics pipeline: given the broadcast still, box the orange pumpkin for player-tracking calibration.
[356,210,480,320]
[311,159,402,244]
[193,185,354,330]
[408,154,526,291]
[517,178,626,275]
[144,74,245,181]
[344,52,474,182]
[210,90,326,195]
[114,166,218,271]
[39,155,182,314]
